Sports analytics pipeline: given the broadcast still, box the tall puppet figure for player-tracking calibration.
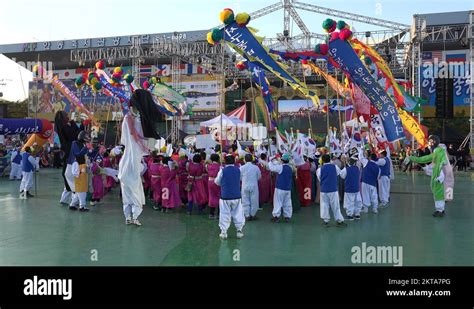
[118,89,161,226]
[409,135,449,217]
[55,111,83,205]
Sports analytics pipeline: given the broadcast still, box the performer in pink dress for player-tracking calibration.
[186,154,207,215]
[258,153,272,208]
[177,153,188,205]
[206,153,221,219]
[159,157,181,212]
[148,154,162,211]
[296,158,312,207]
[200,151,209,196]
[102,151,115,192]
[91,156,104,205]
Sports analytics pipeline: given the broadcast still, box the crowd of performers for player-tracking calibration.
[7,90,455,239]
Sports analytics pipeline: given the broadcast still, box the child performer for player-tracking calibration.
[90,156,104,206]
[19,146,39,199]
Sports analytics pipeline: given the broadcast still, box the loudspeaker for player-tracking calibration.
[245,100,251,123]
[0,105,7,118]
[434,78,454,119]
[444,78,454,119]
[435,79,445,118]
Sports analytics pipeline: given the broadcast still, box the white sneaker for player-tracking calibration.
[90,201,96,206]
[236,230,244,239]
[132,219,142,226]
[372,208,378,214]
[361,207,368,213]
[219,231,228,240]
[19,192,26,199]
[125,219,132,225]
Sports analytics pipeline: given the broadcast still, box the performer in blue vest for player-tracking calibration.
[358,148,385,214]
[378,148,393,208]
[340,156,362,220]
[9,145,23,180]
[268,153,293,223]
[214,154,245,240]
[316,154,346,227]
[19,146,39,199]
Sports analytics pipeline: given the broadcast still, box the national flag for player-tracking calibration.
[276,130,289,153]
[140,65,152,76]
[445,53,466,63]
[186,63,193,75]
[348,124,363,151]
[56,69,78,80]
[422,50,443,62]
[154,64,171,76]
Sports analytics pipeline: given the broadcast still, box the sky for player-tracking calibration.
[0,0,472,45]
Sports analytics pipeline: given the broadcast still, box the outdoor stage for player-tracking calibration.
[0,169,472,267]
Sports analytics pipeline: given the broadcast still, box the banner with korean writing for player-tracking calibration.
[220,22,320,107]
[328,38,404,142]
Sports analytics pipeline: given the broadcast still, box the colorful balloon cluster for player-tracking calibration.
[74,60,136,93]
[142,76,160,89]
[235,60,248,71]
[110,66,124,87]
[235,12,250,27]
[220,8,234,25]
[207,8,251,45]
[32,64,45,77]
[314,43,329,55]
[207,28,223,46]
[322,19,353,41]
[322,18,337,33]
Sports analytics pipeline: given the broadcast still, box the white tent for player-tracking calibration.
[199,114,245,127]
[0,54,33,102]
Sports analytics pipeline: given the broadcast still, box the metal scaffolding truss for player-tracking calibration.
[245,0,411,77]
[248,0,410,44]
[470,11,473,149]
[292,1,410,31]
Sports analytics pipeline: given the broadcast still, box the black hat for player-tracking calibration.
[129,89,162,139]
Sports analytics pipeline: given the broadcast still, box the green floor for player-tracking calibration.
[0,169,472,266]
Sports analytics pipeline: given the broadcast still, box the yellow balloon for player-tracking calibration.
[206,32,215,45]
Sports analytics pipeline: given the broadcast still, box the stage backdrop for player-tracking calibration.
[420,49,470,117]
[28,75,219,121]
[277,99,343,134]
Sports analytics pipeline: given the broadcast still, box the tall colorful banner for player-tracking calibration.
[213,16,320,107]
[328,38,404,142]
[247,62,277,130]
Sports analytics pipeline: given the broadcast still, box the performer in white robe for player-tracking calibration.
[118,112,148,225]
[118,89,162,226]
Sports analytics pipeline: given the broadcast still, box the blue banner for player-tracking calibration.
[0,118,44,135]
[221,22,317,100]
[328,38,404,142]
[248,62,277,129]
